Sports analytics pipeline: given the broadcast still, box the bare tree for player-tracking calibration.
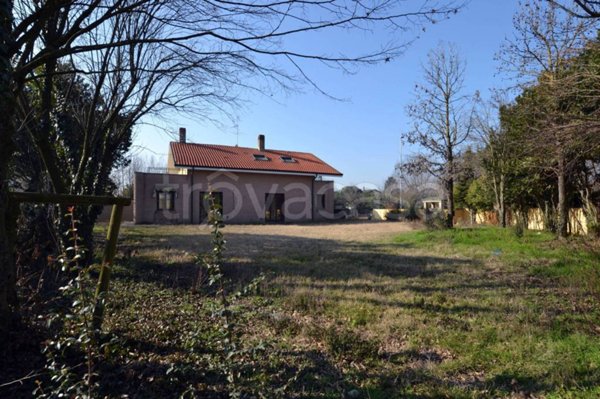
[548,0,600,18]
[1,0,466,328]
[403,43,474,227]
[498,0,595,86]
[498,0,599,237]
[110,154,152,196]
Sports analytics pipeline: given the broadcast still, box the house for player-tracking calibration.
[133,129,342,224]
[422,197,444,210]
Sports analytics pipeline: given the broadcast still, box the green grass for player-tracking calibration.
[92,224,600,398]
[396,225,558,259]
[396,226,600,287]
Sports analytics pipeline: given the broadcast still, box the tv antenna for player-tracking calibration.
[234,123,240,146]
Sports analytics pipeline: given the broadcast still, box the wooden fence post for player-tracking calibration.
[92,204,124,331]
[8,192,131,333]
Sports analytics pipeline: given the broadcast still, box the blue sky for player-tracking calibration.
[132,0,519,189]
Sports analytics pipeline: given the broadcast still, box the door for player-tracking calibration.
[265,193,284,222]
[199,191,223,223]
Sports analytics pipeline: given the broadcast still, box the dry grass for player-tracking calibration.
[92,222,600,398]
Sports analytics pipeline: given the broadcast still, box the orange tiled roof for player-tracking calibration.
[170,142,342,176]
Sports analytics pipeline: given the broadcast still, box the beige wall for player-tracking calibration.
[166,151,187,175]
[454,208,475,226]
[512,208,589,235]
[372,209,389,221]
[464,208,590,235]
[133,170,335,224]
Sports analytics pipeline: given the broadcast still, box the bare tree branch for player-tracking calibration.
[402,43,475,227]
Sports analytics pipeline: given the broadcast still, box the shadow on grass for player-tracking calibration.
[95,336,591,399]
[109,232,477,289]
[96,343,352,398]
[93,228,600,397]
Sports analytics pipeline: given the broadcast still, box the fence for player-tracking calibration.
[454,207,589,235]
[374,206,592,235]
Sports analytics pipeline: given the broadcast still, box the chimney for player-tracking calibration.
[258,134,265,151]
[179,127,186,143]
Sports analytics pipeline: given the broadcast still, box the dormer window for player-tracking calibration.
[253,154,269,161]
[280,155,296,163]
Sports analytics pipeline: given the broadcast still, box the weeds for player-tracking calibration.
[191,192,269,397]
[34,207,98,398]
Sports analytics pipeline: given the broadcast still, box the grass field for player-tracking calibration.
[95,222,600,398]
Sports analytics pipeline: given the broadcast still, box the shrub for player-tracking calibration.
[514,214,526,238]
[36,206,100,398]
[514,223,524,238]
[588,221,600,238]
[385,209,403,221]
[404,204,420,221]
[424,210,448,230]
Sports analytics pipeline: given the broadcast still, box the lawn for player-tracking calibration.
[94,223,600,398]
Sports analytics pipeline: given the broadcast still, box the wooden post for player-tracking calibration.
[8,192,131,332]
[92,204,124,331]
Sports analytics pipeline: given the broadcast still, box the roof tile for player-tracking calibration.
[170,142,342,176]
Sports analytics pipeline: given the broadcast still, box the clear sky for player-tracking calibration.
[131,0,519,189]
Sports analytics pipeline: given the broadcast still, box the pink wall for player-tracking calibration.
[97,204,133,223]
[133,170,335,224]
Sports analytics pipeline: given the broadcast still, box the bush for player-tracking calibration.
[385,206,421,222]
[588,222,600,238]
[385,209,403,221]
[514,219,525,238]
[404,205,420,221]
[424,210,448,230]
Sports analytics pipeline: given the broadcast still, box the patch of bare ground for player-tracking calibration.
[220,220,420,242]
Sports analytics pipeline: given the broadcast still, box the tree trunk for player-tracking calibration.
[446,177,454,228]
[556,155,568,238]
[0,0,17,334]
[499,174,506,228]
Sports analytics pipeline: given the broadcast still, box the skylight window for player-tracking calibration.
[280,155,296,163]
[253,154,269,161]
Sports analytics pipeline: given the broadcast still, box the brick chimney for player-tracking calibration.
[179,127,186,143]
[258,134,265,151]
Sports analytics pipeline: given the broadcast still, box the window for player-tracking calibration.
[157,190,175,210]
[280,155,296,163]
[253,154,269,161]
[318,194,326,209]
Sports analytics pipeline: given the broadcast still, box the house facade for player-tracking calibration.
[133,129,342,224]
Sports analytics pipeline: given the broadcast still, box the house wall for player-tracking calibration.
[133,170,335,224]
[97,204,134,223]
[313,180,335,221]
[166,152,187,175]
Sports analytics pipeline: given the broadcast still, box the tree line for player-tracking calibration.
[399,0,600,237]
